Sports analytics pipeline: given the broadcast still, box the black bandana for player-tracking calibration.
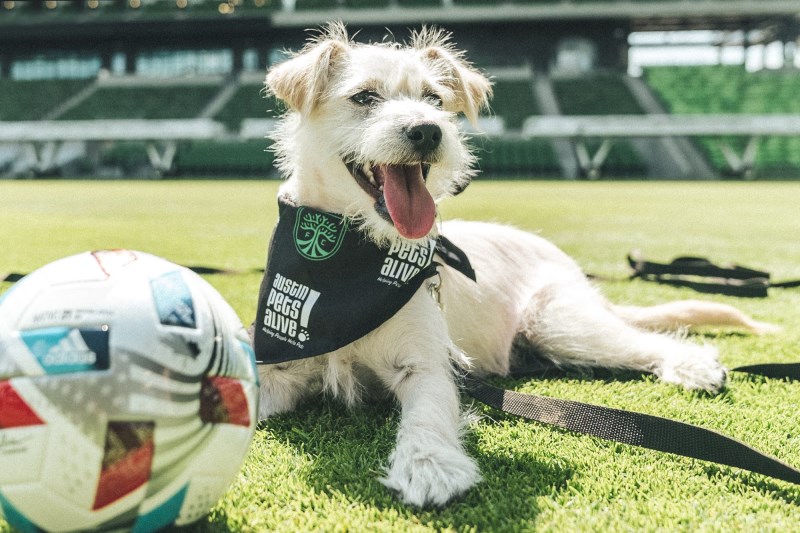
[254,199,478,365]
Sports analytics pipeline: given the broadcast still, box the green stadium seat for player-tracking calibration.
[551,74,646,177]
[214,83,283,131]
[345,0,391,8]
[487,79,539,130]
[471,137,561,178]
[588,138,647,178]
[552,74,644,115]
[100,141,150,173]
[0,79,90,121]
[397,0,440,6]
[59,84,221,120]
[645,66,800,176]
[174,139,275,176]
[294,0,337,9]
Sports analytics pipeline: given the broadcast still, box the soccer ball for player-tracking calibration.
[0,250,259,532]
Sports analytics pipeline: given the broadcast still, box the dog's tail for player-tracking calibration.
[610,300,780,335]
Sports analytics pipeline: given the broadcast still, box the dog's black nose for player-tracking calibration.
[406,123,442,153]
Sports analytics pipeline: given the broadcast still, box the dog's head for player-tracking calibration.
[267,22,491,243]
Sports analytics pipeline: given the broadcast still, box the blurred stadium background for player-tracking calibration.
[0,0,798,181]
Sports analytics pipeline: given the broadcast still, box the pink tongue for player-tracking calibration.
[379,164,436,239]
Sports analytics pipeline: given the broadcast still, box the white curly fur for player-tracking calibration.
[257,23,775,507]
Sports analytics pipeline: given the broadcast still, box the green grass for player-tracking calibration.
[2,180,800,532]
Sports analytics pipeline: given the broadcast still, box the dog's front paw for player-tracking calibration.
[257,364,308,420]
[658,343,727,393]
[257,389,293,420]
[381,435,480,507]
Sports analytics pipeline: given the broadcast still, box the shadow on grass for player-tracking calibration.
[508,354,653,385]
[694,330,751,340]
[700,464,800,506]
[258,397,573,530]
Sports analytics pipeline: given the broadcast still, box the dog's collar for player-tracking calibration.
[253,199,474,365]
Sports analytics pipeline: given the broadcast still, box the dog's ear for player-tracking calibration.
[267,28,349,115]
[418,39,492,125]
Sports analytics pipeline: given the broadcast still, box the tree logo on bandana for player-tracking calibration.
[294,208,348,261]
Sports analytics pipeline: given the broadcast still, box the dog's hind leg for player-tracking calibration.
[517,280,727,392]
[610,300,779,335]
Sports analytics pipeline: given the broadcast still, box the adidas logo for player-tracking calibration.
[39,329,97,367]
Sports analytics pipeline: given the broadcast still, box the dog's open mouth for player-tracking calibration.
[345,161,435,239]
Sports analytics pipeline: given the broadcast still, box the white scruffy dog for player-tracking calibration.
[257,23,774,507]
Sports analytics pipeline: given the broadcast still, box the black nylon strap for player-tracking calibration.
[626,251,800,298]
[465,377,800,486]
[628,252,770,281]
[773,280,800,289]
[732,363,800,381]
[638,277,770,298]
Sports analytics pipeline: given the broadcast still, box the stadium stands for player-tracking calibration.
[59,83,223,120]
[0,79,89,120]
[99,142,151,175]
[551,73,647,176]
[4,65,796,179]
[488,79,540,130]
[645,66,800,176]
[0,1,798,179]
[174,140,274,176]
[552,74,644,116]
[476,74,562,177]
[213,82,282,131]
[472,137,562,178]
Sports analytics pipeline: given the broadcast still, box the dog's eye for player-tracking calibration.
[424,92,443,108]
[350,90,381,107]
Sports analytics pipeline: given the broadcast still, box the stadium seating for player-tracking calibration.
[59,84,222,120]
[396,0,438,6]
[583,138,646,178]
[471,137,561,178]
[213,82,282,131]
[97,138,275,177]
[487,79,540,130]
[7,63,795,179]
[99,141,151,174]
[174,140,275,176]
[0,79,90,121]
[345,0,391,8]
[645,66,800,175]
[295,0,338,9]
[552,73,645,115]
[551,73,647,176]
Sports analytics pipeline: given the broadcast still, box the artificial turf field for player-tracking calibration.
[1,179,800,532]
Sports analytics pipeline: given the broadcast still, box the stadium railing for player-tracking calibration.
[3,114,799,178]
